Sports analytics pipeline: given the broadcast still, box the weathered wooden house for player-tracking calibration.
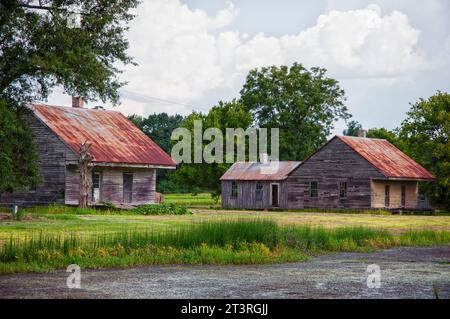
[221,135,435,210]
[220,161,301,210]
[0,98,176,207]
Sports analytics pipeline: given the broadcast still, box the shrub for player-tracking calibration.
[133,203,191,215]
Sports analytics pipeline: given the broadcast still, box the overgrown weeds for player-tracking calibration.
[0,219,448,273]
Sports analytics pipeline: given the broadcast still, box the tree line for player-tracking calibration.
[129,66,449,209]
[0,1,448,209]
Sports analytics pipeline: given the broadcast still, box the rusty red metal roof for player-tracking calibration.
[220,161,301,181]
[32,104,176,167]
[337,135,435,180]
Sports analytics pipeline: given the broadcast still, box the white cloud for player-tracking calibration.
[114,1,438,116]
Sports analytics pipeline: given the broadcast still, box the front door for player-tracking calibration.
[123,173,133,203]
[401,184,406,207]
[271,183,279,207]
[92,172,101,203]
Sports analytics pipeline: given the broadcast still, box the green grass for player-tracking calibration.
[1,219,449,274]
[164,193,220,207]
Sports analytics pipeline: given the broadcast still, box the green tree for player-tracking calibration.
[399,91,450,209]
[129,113,184,192]
[240,63,349,160]
[129,113,184,154]
[0,101,40,194]
[0,0,138,194]
[343,120,362,136]
[171,100,253,197]
[367,127,402,148]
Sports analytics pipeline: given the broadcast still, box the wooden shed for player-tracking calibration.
[221,136,435,211]
[0,98,176,207]
[220,161,301,209]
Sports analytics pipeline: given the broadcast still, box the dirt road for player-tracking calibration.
[1,246,449,299]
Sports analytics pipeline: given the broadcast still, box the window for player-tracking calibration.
[231,181,238,198]
[255,182,263,201]
[339,182,347,198]
[309,181,318,198]
[29,183,37,192]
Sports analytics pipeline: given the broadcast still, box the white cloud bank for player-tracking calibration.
[116,0,440,116]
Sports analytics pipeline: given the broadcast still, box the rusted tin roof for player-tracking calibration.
[337,135,435,180]
[32,104,176,167]
[220,161,301,181]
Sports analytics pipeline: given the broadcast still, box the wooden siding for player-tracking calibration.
[371,180,418,209]
[286,138,385,209]
[221,180,288,209]
[0,113,78,206]
[65,166,156,205]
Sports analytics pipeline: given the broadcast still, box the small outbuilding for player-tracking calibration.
[220,161,301,209]
[220,135,435,211]
[0,98,176,207]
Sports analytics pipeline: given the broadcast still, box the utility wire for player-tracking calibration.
[121,89,210,113]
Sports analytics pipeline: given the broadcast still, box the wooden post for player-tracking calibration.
[79,141,93,208]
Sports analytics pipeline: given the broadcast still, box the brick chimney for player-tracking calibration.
[72,96,84,108]
[358,129,367,138]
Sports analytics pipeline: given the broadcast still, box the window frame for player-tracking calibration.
[309,181,318,198]
[231,181,238,199]
[255,181,263,201]
[339,181,347,198]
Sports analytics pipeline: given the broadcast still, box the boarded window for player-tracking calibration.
[310,181,318,198]
[231,181,238,198]
[339,182,347,198]
[255,182,263,201]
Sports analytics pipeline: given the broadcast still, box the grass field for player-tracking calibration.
[164,193,219,207]
[1,202,449,274]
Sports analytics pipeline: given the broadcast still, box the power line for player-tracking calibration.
[121,89,210,113]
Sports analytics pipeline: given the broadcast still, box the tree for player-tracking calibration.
[129,113,184,154]
[240,63,349,160]
[0,100,40,194]
[399,91,450,209]
[0,0,138,194]
[129,113,184,193]
[366,127,402,148]
[343,120,362,136]
[170,100,253,197]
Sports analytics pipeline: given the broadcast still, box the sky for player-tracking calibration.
[45,0,450,134]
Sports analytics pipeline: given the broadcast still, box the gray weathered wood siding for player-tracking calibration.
[65,166,156,206]
[221,180,288,209]
[0,113,78,206]
[286,137,385,209]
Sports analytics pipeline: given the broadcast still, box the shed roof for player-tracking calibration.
[32,104,176,167]
[220,161,301,181]
[336,135,435,180]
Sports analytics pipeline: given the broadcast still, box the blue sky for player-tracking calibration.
[46,0,450,134]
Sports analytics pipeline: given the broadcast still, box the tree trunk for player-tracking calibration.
[79,141,93,208]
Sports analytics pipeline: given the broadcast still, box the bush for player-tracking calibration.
[133,203,191,215]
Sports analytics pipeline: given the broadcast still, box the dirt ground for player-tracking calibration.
[0,246,449,299]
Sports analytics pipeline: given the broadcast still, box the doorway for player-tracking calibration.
[92,172,101,203]
[384,185,390,208]
[270,183,279,207]
[123,173,133,203]
[401,184,406,207]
